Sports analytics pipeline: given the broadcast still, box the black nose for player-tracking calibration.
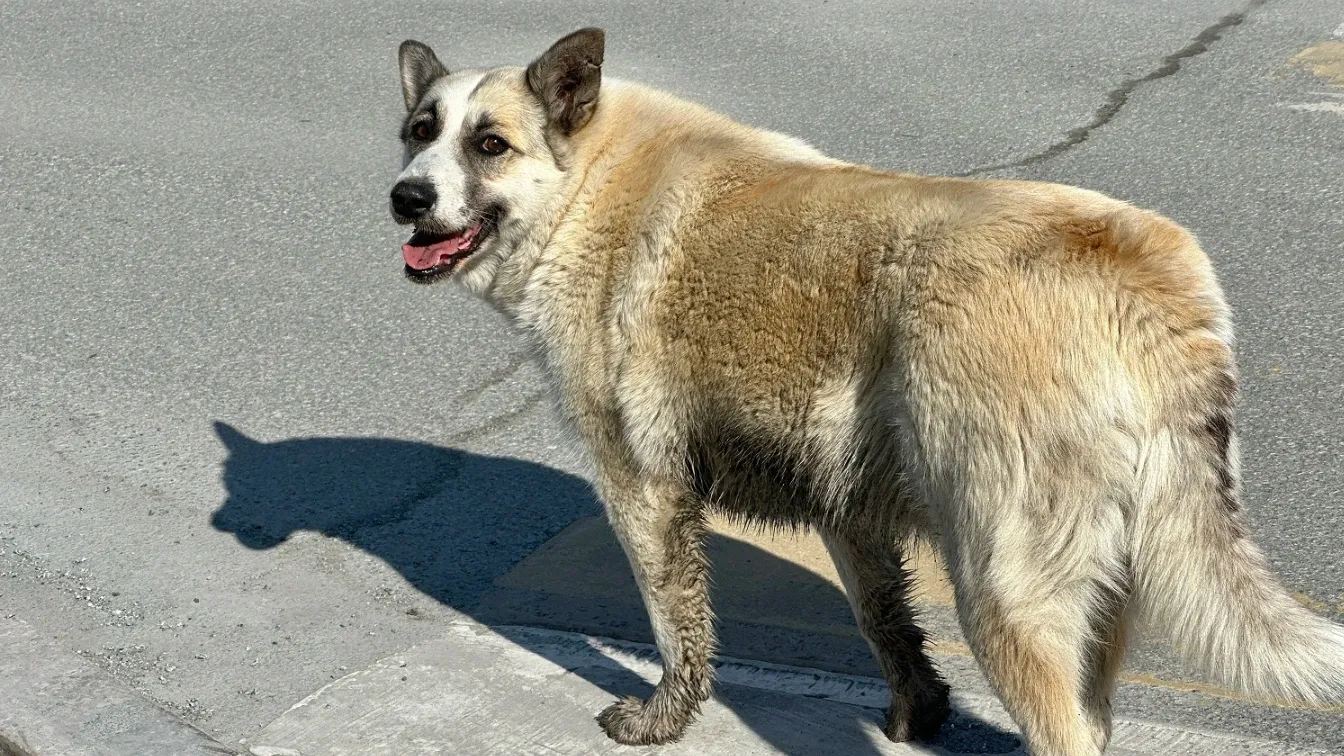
[390,180,436,219]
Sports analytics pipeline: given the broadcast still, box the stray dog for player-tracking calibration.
[387,28,1344,756]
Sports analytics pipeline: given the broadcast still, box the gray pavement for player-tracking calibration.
[1,0,1341,754]
[246,621,1332,756]
[0,616,233,756]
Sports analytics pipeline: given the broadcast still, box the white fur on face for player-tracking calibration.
[392,66,573,300]
[396,71,487,230]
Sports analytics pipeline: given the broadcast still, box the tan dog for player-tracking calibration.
[387,29,1344,756]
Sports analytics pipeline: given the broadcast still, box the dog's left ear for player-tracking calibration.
[399,40,449,111]
[526,28,605,135]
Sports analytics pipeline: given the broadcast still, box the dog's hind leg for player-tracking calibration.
[821,525,951,741]
[955,588,1103,755]
[1080,587,1130,748]
[595,474,715,746]
[937,478,1127,756]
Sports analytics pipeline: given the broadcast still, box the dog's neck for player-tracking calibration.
[471,81,839,338]
[471,81,653,326]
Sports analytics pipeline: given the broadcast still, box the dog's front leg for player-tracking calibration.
[595,474,714,745]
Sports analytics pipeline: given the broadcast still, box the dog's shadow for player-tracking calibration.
[209,421,1020,755]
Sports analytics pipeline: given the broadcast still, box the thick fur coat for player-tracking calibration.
[386,29,1344,756]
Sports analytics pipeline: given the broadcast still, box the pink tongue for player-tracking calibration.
[401,225,480,271]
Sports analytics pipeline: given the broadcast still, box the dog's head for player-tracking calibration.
[389,29,605,290]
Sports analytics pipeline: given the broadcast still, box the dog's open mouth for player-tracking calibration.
[401,211,499,280]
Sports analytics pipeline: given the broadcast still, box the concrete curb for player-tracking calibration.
[248,620,1328,756]
[0,616,235,756]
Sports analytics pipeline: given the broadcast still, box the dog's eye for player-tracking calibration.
[411,121,434,141]
[478,135,509,156]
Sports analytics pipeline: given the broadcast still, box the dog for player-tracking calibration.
[386,28,1344,755]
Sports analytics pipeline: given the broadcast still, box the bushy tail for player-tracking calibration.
[1131,422,1344,705]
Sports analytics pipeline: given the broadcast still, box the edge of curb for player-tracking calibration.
[0,615,237,756]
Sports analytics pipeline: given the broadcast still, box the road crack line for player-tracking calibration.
[958,0,1270,177]
[444,391,550,448]
[452,351,531,408]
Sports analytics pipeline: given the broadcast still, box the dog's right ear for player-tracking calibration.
[526,28,605,136]
[399,40,449,111]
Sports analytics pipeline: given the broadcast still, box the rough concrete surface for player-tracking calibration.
[245,622,1335,756]
[0,616,234,755]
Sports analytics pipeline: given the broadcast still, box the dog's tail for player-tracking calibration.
[1131,355,1344,705]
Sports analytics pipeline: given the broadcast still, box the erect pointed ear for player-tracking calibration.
[399,40,449,111]
[525,28,605,136]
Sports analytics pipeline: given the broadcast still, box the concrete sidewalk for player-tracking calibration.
[3,559,1335,755]
[0,616,235,756]
[238,518,1342,755]
[1,614,1331,756]
[4,503,1339,755]
[242,621,1329,756]
[475,515,1344,746]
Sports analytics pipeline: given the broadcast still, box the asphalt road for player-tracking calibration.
[1,0,1341,752]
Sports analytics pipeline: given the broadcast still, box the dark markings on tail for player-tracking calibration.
[1208,368,1238,409]
[1202,368,1245,534]
[1205,412,1235,496]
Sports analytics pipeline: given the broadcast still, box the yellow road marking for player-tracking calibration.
[927,637,1344,714]
[1289,41,1344,86]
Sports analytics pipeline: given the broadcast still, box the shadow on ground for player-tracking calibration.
[209,421,1019,755]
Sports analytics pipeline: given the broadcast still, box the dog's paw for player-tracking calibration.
[884,680,951,743]
[597,695,687,745]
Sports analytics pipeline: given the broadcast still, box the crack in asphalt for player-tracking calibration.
[451,351,531,408]
[958,0,1270,177]
[328,392,551,536]
[444,391,549,448]
[327,362,550,536]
